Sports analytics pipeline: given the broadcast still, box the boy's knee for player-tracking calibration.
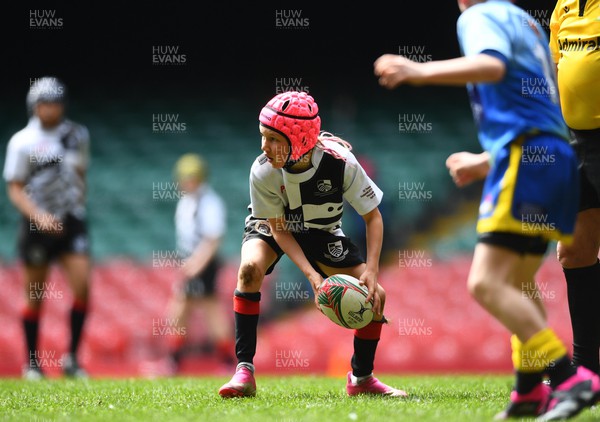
[238,261,263,291]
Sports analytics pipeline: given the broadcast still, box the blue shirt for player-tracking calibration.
[457,0,569,157]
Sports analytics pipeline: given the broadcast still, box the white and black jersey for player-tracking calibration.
[249,140,383,234]
[175,185,226,258]
[3,116,90,220]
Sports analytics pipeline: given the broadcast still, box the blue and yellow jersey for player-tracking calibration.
[457,0,569,158]
[550,0,600,130]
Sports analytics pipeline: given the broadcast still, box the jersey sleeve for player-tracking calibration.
[342,154,383,216]
[195,191,227,239]
[249,161,285,219]
[457,6,511,59]
[3,134,31,183]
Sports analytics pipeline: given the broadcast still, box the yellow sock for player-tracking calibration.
[511,334,523,369]
[517,328,567,373]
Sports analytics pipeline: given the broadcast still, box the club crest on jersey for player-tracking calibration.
[254,220,273,237]
[325,240,348,262]
[315,179,338,197]
[317,179,332,192]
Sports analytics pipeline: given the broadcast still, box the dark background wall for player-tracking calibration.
[0,1,560,262]
[4,1,558,104]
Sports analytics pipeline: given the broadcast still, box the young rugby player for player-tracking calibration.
[4,77,91,379]
[218,91,406,399]
[167,153,234,372]
[374,0,600,419]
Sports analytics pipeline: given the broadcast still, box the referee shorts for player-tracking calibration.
[570,127,600,212]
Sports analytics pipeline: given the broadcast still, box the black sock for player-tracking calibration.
[515,371,543,394]
[70,304,87,356]
[23,315,40,367]
[233,290,261,365]
[564,261,600,373]
[547,356,577,389]
[351,337,379,378]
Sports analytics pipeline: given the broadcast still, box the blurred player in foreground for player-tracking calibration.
[218,91,406,398]
[3,77,91,379]
[167,153,234,372]
[551,0,600,376]
[374,0,600,420]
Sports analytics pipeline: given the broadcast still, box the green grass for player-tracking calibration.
[0,375,599,421]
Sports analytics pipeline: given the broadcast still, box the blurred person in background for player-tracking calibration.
[551,0,600,377]
[167,153,234,373]
[3,76,91,379]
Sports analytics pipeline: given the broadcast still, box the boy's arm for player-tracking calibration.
[361,207,383,315]
[181,237,221,279]
[446,151,491,187]
[374,53,506,88]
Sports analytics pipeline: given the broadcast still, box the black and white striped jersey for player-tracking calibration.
[175,184,226,258]
[249,140,383,234]
[3,117,90,219]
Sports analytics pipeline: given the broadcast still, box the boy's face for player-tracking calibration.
[260,124,290,169]
[177,176,201,194]
[35,102,64,128]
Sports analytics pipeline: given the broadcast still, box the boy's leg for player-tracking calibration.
[467,242,598,419]
[318,262,406,397]
[60,253,91,378]
[22,264,49,380]
[219,238,278,398]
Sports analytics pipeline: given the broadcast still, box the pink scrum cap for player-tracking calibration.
[259,91,321,165]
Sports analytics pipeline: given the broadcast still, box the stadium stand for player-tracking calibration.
[3,94,572,377]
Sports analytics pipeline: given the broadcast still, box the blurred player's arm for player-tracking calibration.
[446,151,491,187]
[181,193,227,279]
[268,216,324,306]
[360,207,383,315]
[7,181,62,232]
[181,236,221,280]
[374,53,505,88]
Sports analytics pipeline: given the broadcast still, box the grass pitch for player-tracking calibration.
[1,374,599,421]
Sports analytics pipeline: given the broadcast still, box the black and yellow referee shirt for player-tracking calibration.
[550,0,600,130]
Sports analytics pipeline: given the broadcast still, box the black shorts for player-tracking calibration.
[242,216,365,277]
[242,216,284,275]
[182,257,220,298]
[570,128,600,212]
[478,231,549,256]
[18,213,90,266]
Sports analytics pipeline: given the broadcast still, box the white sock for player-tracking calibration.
[237,362,255,373]
[351,373,373,385]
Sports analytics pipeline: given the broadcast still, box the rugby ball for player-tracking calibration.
[317,274,374,329]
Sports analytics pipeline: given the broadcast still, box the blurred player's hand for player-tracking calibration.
[446,151,491,187]
[181,254,204,280]
[33,212,64,235]
[373,54,425,88]
[359,269,381,316]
